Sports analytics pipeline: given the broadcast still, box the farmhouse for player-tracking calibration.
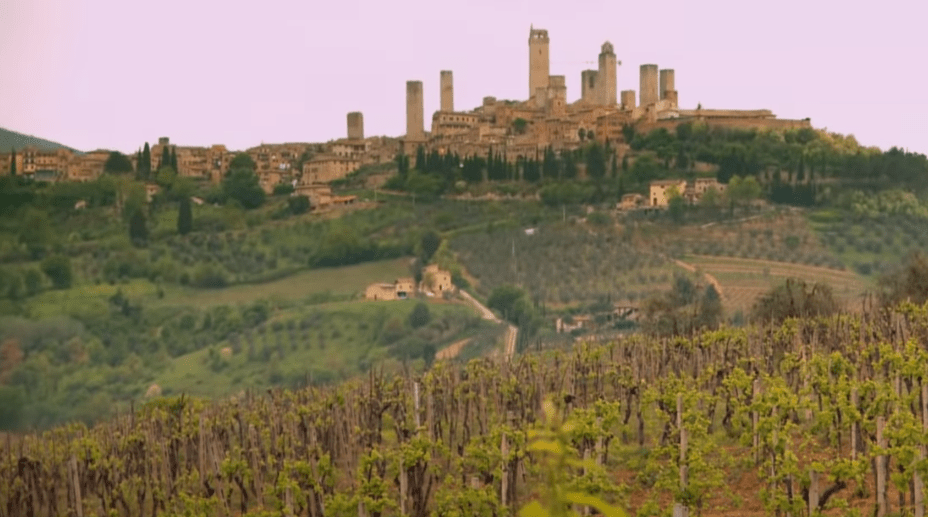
[365,277,416,301]
[421,264,454,294]
[648,177,726,207]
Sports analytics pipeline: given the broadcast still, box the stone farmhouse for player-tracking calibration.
[364,265,454,301]
[421,264,453,295]
[365,277,416,301]
[645,177,726,208]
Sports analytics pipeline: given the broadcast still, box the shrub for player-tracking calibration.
[41,255,73,289]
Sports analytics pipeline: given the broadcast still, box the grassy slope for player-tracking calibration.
[153,257,412,307]
[150,299,487,399]
[24,257,413,318]
[682,254,871,314]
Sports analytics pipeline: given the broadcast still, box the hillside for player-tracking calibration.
[0,126,82,153]
[4,305,928,517]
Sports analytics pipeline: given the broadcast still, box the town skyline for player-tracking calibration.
[3,0,927,155]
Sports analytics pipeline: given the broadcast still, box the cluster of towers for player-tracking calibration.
[529,26,678,112]
[348,26,683,144]
[530,27,618,107]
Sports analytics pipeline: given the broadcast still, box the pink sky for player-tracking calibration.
[2,0,926,155]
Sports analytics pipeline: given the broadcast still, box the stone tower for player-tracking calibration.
[639,64,659,107]
[440,70,454,112]
[547,75,567,116]
[528,26,550,100]
[659,69,675,100]
[406,80,424,140]
[597,42,617,106]
[621,90,636,110]
[347,112,364,140]
[581,70,598,103]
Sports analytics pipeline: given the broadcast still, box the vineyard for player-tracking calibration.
[6,302,928,516]
[681,255,870,314]
[810,211,928,277]
[664,211,845,271]
[450,224,676,306]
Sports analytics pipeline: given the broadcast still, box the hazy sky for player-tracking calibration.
[2,0,926,155]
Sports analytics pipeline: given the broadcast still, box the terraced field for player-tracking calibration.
[680,254,873,314]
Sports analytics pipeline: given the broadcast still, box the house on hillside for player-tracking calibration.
[365,277,416,301]
[649,180,688,207]
[648,177,725,207]
[421,264,454,295]
[617,193,646,211]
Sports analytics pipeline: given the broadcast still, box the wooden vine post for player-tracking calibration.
[673,393,689,517]
[808,470,819,516]
[501,419,509,511]
[752,377,761,465]
[876,416,887,517]
[851,388,859,461]
[917,383,928,517]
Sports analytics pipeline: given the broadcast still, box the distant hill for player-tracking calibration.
[0,127,82,154]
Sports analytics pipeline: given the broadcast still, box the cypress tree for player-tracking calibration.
[136,149,142,178]
[128,208,148,245]
[415,146,426,172]
[161,145,170,171]
[142,142,151,178]
[170,147,178,173]
[9,149,15,176]
[177,196,193,235]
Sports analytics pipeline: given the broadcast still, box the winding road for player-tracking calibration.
[458,289,518,362]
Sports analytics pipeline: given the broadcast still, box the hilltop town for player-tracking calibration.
[0,26,809,209]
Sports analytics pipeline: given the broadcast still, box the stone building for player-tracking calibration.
[302,155,360,184]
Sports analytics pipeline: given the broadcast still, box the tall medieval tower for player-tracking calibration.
[597,41,617,106]
[528,26,550,100]
[406,80,425,140]
[440,70,454,112]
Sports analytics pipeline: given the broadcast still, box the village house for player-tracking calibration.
[649,179,688,207]
[617,193,646,211]
[302,154,360,184]
[365,277,416,301]
[421,264,454,295]
[647,177,725,207]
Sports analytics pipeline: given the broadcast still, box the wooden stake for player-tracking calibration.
[809,469,820,516]
[917,383,927,517]
[501,431,509,509]
[674,393,689,517]
[851,388,859,461]
[752,378,761,465]
[69,455,83,517]
[877,416,887,517]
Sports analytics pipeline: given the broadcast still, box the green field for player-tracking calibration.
[153,256,412,307]
[147,299,495,399]
[22,257,413,319]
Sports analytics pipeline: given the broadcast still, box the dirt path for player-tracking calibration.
[688,254,859,280]
[671,258,729,306]
[436,338,470,360]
